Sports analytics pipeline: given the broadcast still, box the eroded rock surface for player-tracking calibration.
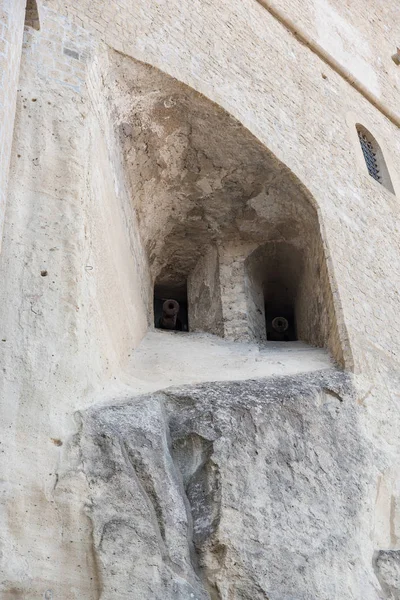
[375,550,400,599]
[67,369,377,599]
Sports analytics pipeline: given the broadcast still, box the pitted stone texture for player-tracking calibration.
[71,369,380,600]
[2,3,400,599]
[375,550,400,600]
[0,0,26,245]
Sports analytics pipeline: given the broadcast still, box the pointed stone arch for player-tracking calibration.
[98,51,352,368]
[25,0,40,31]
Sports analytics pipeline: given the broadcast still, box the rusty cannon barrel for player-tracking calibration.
[271,316,289,333]
[160,299,180,330]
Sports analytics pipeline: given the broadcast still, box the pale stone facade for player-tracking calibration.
[1,0,400,598]
[0,0,26,247]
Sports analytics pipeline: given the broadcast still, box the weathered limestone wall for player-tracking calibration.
[0,6,150,597]
[218,243,254,341]
[0,0,25,247]
[38,0,400,373]
[43,0,400,112]
[296,229,344,360]
[259,0,400,113]
[1,0,400,598]
[244,250,266,342]
[75,370,374,600]
[188,246,224,336]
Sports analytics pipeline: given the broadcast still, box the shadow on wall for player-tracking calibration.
[102,50,350,366]
[245,233,336,351]
[25,0,40,30]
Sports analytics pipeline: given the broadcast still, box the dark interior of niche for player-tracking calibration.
[264,271,298,342]
[154,282,189,332]
[247,242,302,343]
[261,250,300,342]
[265,300,297,341]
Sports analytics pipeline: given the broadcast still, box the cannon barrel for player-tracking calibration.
[160,299,180,329]
[272,316,289,332]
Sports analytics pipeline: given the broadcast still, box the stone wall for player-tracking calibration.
[0,0,25,249]
[188,246,224,336]
[42,0,400,115]
[259,0,400,114]
[244,248,266,342]
[1,0,400,598]
[35,0,400,372]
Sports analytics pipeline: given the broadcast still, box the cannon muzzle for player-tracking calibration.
[160,299,180,329]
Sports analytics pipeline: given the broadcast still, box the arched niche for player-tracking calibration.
[25,0,40,30]
[104,52,348,366]
[244,231,340,354]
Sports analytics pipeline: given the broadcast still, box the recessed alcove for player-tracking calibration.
[107,52,348,366]
[154,283,189,332]
[245,240,327,345]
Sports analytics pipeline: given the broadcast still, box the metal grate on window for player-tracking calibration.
[358,130,381,183]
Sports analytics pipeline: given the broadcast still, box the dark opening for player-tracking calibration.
[263,257,298,341]
[265,302,297,341]
[25,0,40,30]
[154,283,189,332]
[244,234,341,353]
[245,242,303,343]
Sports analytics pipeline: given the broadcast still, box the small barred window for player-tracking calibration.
[356,125,394,193]
[357,130,381,182]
